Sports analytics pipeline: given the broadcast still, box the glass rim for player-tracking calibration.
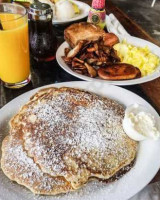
[0,3,27,23]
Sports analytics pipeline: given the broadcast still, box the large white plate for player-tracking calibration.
[52,1,90,25]
[0,81,160,200]
[56,36,160,85]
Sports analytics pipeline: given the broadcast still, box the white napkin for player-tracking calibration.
[106,13,130,39]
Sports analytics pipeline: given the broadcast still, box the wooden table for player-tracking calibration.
[0,0,160,184]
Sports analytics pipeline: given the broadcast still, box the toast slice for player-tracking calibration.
[64,22,105,48]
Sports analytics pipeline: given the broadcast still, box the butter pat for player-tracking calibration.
[123,104,160,141]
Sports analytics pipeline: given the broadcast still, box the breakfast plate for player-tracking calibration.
[52,1,90,25]
[0,81,160,200]
[56,36,160,85]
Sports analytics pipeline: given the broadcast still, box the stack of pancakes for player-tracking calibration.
[1,87,137,195]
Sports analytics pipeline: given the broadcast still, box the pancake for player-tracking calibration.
[1,133,73,195]
[9,87,137,190]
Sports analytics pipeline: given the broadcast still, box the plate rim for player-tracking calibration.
[0,81,160,200]
[56,36,160,86]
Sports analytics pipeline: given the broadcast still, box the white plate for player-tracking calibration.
[0,81,160,200]
[52,1,90,25]
[56,36,160,85]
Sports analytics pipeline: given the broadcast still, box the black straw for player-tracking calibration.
[0,20,3,30]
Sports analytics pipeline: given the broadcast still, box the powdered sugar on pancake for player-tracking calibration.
[16,88,137,189]
[1,135,72,194]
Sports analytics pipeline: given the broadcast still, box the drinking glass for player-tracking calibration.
[0,3,30,88]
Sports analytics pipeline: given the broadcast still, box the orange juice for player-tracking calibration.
[0,13,30,83]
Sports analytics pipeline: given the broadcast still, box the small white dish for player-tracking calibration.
[123,103,160,141]
[52,1,90,25]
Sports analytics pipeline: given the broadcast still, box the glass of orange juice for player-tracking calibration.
[0,3,30,88]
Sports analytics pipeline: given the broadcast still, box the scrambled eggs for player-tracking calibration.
[114,41,160,76]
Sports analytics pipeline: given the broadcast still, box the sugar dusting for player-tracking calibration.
[22,89,132,179]
[0,88,137,198]
[2,136,70,194]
